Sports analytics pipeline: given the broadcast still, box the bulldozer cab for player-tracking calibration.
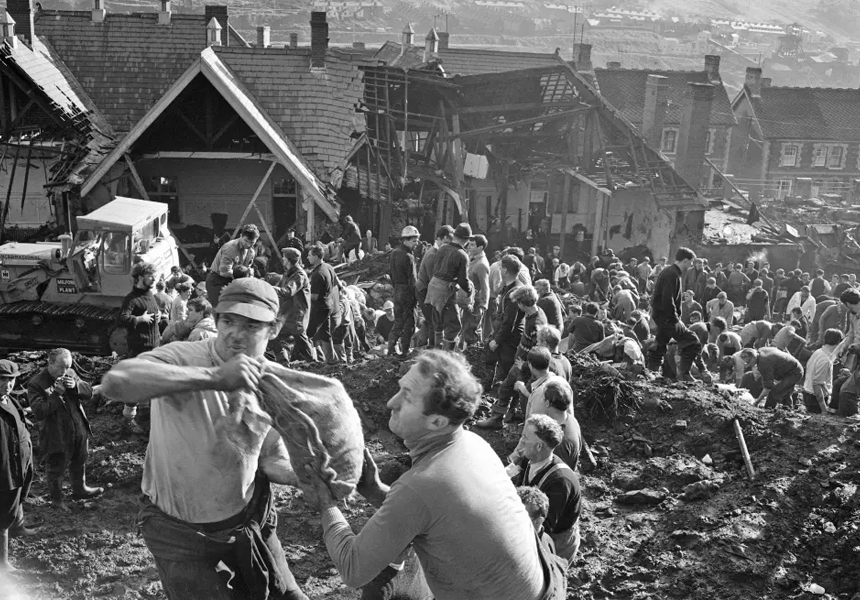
[61,198,179,299]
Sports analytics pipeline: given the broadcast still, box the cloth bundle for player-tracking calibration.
[257,362,364,500]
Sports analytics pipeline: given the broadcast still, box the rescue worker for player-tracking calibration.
[415,226,454,348]
[461,234,491,348]
[388,226,420,358]
[340,215,362,262]
[484,255,525,387]
[739,347,804,409]
[205,224,259,306]
[117,261,161,434]
[425,224,474,350]
[273,247,316,363]
[101,278,310,600]
[307,244,341,364]
[0,359,37,570]
[28,348,103,508]
[647,248,702,381]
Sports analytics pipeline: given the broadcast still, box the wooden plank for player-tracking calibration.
[447,106,593,141]
[124,154,151,200]
[460,100,588,114]
[232,160,277,238]
[18,139,33,211]
[177,109,208,145]
[210,113,241,146]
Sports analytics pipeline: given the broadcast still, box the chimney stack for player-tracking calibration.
[310,11,328,69]
[424,27,439,59]
[352,41,365,49]
[91,0,105,23]
[0,12,17,48]
[745,66,762,98]
[402,23,414,46]
[641,74,669,150]
[206,17,222,46]
[761,77,772,89]
[607,61,621,69]
[158,0,171,25]
[256,25,270,48]
[204,5,228,46]
[675,82,715,190]
[573,43,592,72]
[437,30,449,50]
[704,55,720,82]
[289,32,298,48]
[6,0,34,42]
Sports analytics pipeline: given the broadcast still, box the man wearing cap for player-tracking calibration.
[118,261,161,435]
[388,226,420,358]
[374,301,395,345]
[0,359,39,569]
[101,278,310,600]
[306,244,341,363]
[270,247,316,364]
[205,224,259,306]
[425,224,474,350]
[416,226,454,348]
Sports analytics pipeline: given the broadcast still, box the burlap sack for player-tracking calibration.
[258,362,364,500]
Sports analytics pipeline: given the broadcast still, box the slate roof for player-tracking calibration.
[437,47,561,76]
[748,87,860,141]
[34,9,247,134]
[593,68,737,127]
[214,47,365,181]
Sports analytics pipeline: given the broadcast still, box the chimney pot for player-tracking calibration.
[92,0,106,24]
[289,32,298,48]
[5,0,34,44]
[437,30,449,50]
[206,17,222,46]
[257,25,270,48]
[402,22,415,46]
[704,54,720,82]
[607,61,621,69]
[761,77,772,88]
[745,66,763,98]
[204,5,229,46]
[573,43,592,72]
[425,27,439,56]
[158,0,171,25]
[310,11,328,69]
[0,12,16,48]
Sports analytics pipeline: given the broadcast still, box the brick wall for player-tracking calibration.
[7,0,34,43]
[310,12,328,69]
[204,5,228,46]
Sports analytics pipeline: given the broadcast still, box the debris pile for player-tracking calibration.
[568,352,640,423]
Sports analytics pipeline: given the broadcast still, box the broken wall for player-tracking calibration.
[0,155,52,227]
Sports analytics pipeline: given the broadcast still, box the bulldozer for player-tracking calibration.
[0,197,180,355]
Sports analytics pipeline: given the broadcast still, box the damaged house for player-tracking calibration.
[346,32,707,260]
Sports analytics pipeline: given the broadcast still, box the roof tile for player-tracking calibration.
[750,87,860,140]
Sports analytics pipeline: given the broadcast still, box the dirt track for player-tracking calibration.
[1,352,858,600]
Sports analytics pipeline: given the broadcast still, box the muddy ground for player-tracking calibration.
[0,351,858,600]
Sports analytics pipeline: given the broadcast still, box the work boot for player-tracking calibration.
[677,358,699,382]
[0,531,15,572]
[333,344,347,363]
[9,524,40,538]
[474,413,505,430]
[123,418,146,436]
[322,342,337,364]
[387,339,398,357]
[443,340,456,351]
[48,476,66,510]
[71,467,104,500]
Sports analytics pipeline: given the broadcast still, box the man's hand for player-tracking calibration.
[356,448,388,508]
[489,340,498,352]
[137,311,155,325]
[514,381,528,396]
[303,464,338,511]
[217,355,263,392]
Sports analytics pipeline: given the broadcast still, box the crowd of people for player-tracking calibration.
[2,211,858,600]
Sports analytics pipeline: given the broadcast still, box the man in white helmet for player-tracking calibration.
[388,226,420,358]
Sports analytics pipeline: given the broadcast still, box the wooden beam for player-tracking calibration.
[140,151,277,161]
[558,173,571,258]
[210,113,240,146]
[232,160,277,238]
[0,143,20,243]
[124,154,151,200]
[446,106,594,141]
[460,100,589,114]
[18,139,33,211]
[176,109,208,145]
[7,98,35,132]
[253,202,287,271]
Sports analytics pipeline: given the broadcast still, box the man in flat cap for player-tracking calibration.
[424,223,474,350]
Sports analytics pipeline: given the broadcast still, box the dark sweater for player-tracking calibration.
[652,264,683,324]
[515,455,582,534]
[389,244,416,286]
[118,287,161,352]
[537,294,564,329]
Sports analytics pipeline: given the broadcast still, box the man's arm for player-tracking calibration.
[72,373,93,400]
[117,295,139,328]
[457,252,473,296]
[100,354,262,405]
[27,379,63,420]
[258,429,299,486]
[321,484,429,588]
[217,242,237,278]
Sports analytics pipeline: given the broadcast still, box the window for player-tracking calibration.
[101,232,130,275]
[272,176,299,239]
[145,176,179,222]
[704,129,717,155]
[661,129,678,153]
[776,179,793,199]
[780,144,798,167]
[812,145,827,167]
[827,145,845,169]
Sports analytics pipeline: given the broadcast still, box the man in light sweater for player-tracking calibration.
[460,234,491,349]
[304,350,563,600]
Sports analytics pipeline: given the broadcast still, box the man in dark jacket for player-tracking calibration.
[513,415,582,565]
[648,247,703,381]
[569,303,605,352]
[388,226,420,358]
[28,348,103,508]
[535,279,564,329]
[415,226,454,348]
[307,244,341,363]
[340,215,362,262]
[273,248,316,363]
[0,359,37,569]
[117,261,161,434]
[425,224,474,349]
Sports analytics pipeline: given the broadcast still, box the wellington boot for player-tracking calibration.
[71,467,105,500]
[48,477,66,510]
[333,344,347,363]
[677,357,699,382]
[9,524,40,538]
[0,531,15,572]
[474,413,505,430]
[322,342,336,364]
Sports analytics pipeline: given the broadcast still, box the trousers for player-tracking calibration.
[389,285,417,352]
[46,428,88,479]
[433,299,463,344]
[763,370,803,409]
[0,463,32,531]
[647,319,701,369]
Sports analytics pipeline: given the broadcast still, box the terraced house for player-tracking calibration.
[730,66,860,201]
